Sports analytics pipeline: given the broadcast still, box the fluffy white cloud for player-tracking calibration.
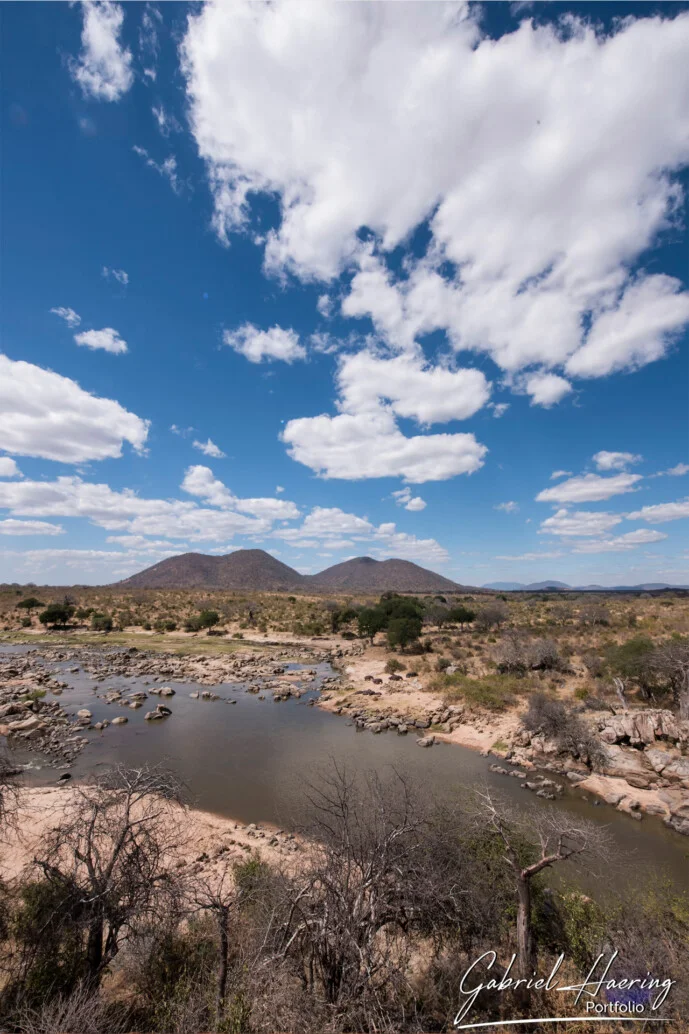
[550,470,572,479]
[132,146,181,194]
[495,501,519,514]
[282,409,486,483]
[180,465,300,520]
[0,474,267,542]
[336,351,490,424]
[523,372,572,408]
[392,487,427,512]
[539,508,623,537]
[74,327,128,354]
[663,463,689,477]
[0,356,149,462]
[0,519,64,536]
[573,529,667,553]
[626,498,689,523]
[71,1,133,102]
[593,450,643,471]
[50,306,81,328]
[192,438,226,459]
[566,276,689,378]
[536,472,642,503]
[102,266,129,285]
[182,3,689,390]
[273,505,448,564]
[0,458,21,478]
[223,324,305,364]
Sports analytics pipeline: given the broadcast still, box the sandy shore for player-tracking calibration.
[0,786,302,886]
[321,651,522,752]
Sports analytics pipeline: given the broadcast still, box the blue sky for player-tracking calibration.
[1,0,688,588]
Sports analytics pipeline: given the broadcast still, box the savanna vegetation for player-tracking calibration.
[0,762,687,1033]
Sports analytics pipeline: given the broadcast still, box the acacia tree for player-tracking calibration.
[31,765,186,987]
[473,790,611,979]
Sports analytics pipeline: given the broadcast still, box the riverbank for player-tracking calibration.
[2,636,689,843]
[0,784,304,886]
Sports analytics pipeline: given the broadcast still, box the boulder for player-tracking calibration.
[111,716,128,725]
[416,735,435,748]
[144,710,163,721]
[600,744,657,787]
[7,715,42,734]
[159,687,175,697]
[76,709,92,720]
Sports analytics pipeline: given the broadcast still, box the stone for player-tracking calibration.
[159,687,175,697]
[600,744,656,785]
[111,716,128,725]
[7,715,41,734]
[417,735,435,748]
[144,711,163,720]
[397,724,408,735]
[76,709,92,720]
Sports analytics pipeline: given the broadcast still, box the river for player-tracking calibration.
[4,646,688,892]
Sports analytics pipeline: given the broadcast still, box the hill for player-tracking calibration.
[483,580,571,591]
[306,556,464,592]
[483,580,689,592]
[118,550,304,590]
[118,551,469,593]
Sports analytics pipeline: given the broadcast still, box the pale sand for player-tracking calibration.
[0,786,301,886]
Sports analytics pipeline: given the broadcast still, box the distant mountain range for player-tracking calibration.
[118,549,471,593]
[483,581,689,592]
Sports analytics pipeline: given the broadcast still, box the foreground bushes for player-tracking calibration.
[0,765,687,1032]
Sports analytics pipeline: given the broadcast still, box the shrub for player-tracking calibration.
[90,613,113,633]
[384,658,406,674]
[432,672,532,711]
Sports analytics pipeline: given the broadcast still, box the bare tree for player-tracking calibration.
[475,602,509,632]
[472,789,611,979]
[649,639,689,718]
[30,765,186,987]
[277,767,431,1027]
[0,749,21,840]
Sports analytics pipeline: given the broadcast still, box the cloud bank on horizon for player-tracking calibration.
[0,0,687,586]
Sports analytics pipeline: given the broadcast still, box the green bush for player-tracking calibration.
[91,613,113,632]
[432,672,533,710]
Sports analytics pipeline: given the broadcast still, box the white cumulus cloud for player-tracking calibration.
[282,409,486,484]
[536,472,642,504]
[192,438,226,459]
[392,487,427,512]
[626,498,689,524]
[0,458,21,478]
[593,450,643,471]
[0,519,64,536]
[74,327,128,354]
[182,3,689,393]
[223,324,305,364]
[0,356,149,462]
[539,508,623,537]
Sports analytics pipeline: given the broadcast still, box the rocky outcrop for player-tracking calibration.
[510,707,689,834]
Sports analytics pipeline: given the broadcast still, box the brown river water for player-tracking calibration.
[4,646,688,892]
